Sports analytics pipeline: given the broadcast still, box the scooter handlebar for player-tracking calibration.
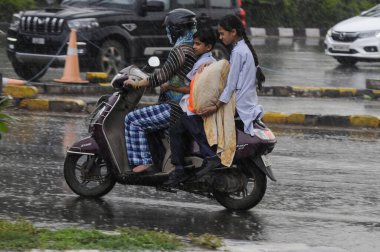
[111,73,129,89]
[111,64,153,90]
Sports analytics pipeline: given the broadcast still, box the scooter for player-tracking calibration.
[64,58,277,211]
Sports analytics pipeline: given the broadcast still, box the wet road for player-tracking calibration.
[1,34,380,88]
[0,111,379,252]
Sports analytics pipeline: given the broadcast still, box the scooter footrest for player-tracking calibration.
[184,165,196,170]
[156,186,177,193]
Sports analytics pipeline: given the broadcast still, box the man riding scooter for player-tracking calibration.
[123,8,197,174]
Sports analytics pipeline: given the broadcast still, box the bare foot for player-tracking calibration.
[132,164,153,173]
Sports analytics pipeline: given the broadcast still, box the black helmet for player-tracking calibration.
[163,8,197,43]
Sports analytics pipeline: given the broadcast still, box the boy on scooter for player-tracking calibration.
[166,27,219,186]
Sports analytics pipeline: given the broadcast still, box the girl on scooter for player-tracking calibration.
[169,14,266,182]
[198,14,265,133]
[123,9,197,173]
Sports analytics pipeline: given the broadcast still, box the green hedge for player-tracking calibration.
[0,0,35,22]
[243,0,380,28]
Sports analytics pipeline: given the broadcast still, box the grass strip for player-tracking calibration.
[188,233,224,249]
[0,219,182,251]
[0,219,225,251]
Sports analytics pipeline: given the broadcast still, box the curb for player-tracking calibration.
[249,27,328,37]
[263,112,380,128]
[3,85,38,98]
[259,86,380,99]
[18,98,86,112]
[30,82,114,95]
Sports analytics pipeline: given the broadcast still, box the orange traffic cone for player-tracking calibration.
[54,29,88,84]
[2,77,26,86]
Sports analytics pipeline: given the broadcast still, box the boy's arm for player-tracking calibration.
[166,63,209,94]
[167,85,190,93]
[160,83,190,94]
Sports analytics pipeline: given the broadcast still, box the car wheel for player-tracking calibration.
[96,40,126,79]
[12,61,47,81]
[336,57,358,66]
[212,42,229,60]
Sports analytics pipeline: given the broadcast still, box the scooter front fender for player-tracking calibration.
[67,136,100,156]
[251,155,277,182]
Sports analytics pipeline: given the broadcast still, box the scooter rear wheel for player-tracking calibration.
[213,162,267,211]
[64,153,116,197]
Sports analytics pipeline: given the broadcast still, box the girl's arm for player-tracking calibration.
[197,100,224,116]
[219,51,243,103]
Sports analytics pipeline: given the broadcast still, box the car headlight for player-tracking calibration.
[358,30,380,38]
[9,12,22,30]
[326,29,332,37]
[67,18,99,30]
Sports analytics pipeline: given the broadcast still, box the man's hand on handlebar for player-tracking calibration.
[123,79,149,89]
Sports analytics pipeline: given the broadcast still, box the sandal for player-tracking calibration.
[132,164,155,173]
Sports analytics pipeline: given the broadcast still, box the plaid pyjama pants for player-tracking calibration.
[124,103,171,166]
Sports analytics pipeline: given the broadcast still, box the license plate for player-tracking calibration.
[32,37,45,45]
[332,44,350,52]
[261,155,271,167]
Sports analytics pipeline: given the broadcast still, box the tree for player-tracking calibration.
[0,0,35,22]
[242,0,379,29]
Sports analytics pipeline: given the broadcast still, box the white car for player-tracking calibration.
[324,4,380,66]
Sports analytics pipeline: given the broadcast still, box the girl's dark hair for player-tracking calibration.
[218,15,265,90]
[193,26,217,50]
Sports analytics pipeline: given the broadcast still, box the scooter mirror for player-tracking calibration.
[148,56,160,68]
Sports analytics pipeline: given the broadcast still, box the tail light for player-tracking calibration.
[237,0,246,28]
[253,129,276,141]
[240,8,246,27]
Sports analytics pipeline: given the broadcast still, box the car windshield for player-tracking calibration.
[61,0,136,9]
[361,4,380,17]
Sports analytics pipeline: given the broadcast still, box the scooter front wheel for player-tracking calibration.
[64,153,116,197]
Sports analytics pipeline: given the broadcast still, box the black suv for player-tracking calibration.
[6,0,245,81]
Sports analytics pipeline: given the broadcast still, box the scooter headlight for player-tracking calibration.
[88,105,106,132]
